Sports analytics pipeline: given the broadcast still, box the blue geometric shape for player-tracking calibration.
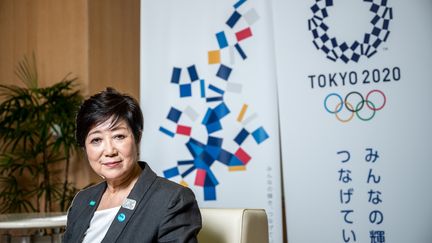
[208,84,225,95]
[234,128,249,145]
[372,27,380,36]
[204,186,216,201]
[233,0,246,9]
[252,126,269,144]
[207,136,223,147]
[351,53,360,62]
[370,3,379,13]
[167,107,182,123]
[234,43,247,60]
[164,167,180,178]
[350,41,359,51]
[171,67,181,84]
[226,11,241,28]
[229,155,244,166]
[89,200,96,206]
[320,34,329,43]
[206,121,222,134]
[190,138,206,148]
[372,38,382,48]
[186,139,205,157]
[218,149,233,165]
[200,79,206,98]
[178,160,194,165]
[216,31,229,49]
[371,15,380,25]
[205,170,219,186]
[180,84,192,97]
[213,102,230,119]
[202,109,219,125]
[311,3,319,13]
[159,126,175,137]
[193,158,207,170]
[216,64,232,81]
[206,145,221,160]
[187,65,199,81]
[181,165,196,177]
[199,151,215,166]
[201,109,212,125]
[383,19,390,30]
[206,96,223,102]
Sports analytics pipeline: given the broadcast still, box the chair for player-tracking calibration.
[198,208,269,243]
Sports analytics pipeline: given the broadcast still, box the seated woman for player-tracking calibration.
[63,88,201,243]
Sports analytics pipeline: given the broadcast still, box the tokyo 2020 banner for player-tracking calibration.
[139,0,282,242]
[273,0,432,242]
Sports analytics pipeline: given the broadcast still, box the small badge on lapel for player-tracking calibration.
[89,200,96,206]
[117,213,126,222]
[122,198,136,210]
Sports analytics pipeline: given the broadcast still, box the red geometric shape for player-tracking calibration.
[195,169,206,186]
[235,27,252,42]
[176,125,192,136]
[235,147,251,165]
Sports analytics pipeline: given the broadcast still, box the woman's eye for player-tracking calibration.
[114,134,126,140]
[90,138,102,144]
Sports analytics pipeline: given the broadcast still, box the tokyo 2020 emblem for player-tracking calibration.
[308,0,393,63]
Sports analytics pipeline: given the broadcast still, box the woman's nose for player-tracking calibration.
[104,139,117,156]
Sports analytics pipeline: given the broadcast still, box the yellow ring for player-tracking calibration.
[335,101,355,123]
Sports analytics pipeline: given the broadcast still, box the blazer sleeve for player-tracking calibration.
[63,191,82,242]
[157,186,202,243]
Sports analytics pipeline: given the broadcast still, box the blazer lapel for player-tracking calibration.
[102,162,157,243]
[72,183,106,242]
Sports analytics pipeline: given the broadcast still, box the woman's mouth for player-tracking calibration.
[102,161,121,168]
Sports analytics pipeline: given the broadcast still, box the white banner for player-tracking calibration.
[273,0,432,242]
[140,0,282,242]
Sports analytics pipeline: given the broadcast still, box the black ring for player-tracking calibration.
[344,91,364,112]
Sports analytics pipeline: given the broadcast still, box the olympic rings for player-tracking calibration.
[324,90,386,122]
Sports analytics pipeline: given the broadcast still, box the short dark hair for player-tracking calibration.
[75,87,143,147]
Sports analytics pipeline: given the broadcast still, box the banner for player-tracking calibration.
[140,0,282,242]
[273,0,432,242]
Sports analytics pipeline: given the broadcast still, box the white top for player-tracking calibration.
[82,206,120,243]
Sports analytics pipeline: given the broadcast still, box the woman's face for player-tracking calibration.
[85,118,138,182]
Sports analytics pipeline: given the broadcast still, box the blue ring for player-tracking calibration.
[324,93,343,114]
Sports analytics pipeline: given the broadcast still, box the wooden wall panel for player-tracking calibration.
[34,0,89,90]
[88,0,140,100]
[0,0,35,86]
[0,0,89,90]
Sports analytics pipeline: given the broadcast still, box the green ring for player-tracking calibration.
[355,100,376,121]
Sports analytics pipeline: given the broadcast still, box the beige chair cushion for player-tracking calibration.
[198,208,269,243]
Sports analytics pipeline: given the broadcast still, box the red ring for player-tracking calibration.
[366,89,386,111]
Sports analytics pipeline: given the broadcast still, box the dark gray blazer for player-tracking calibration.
[63,162,201,243]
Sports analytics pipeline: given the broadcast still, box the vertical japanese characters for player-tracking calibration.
[337,148,385,243]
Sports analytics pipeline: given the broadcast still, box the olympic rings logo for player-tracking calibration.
[324,90,386,122]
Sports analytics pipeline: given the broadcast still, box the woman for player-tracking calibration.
[63,88,201,243]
